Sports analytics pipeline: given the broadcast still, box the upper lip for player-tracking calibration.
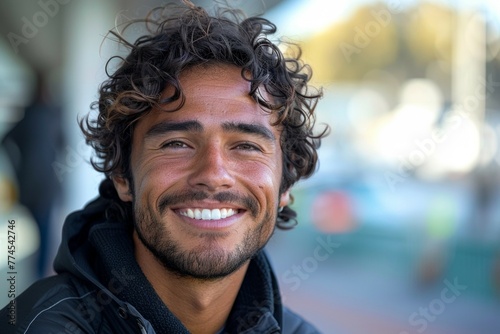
[171,201,244,211]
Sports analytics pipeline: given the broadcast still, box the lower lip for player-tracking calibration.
[176,211,242,230]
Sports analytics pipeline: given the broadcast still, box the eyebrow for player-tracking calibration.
[145,120,203,138]
[144,120,276,142]
[222,122,276,141]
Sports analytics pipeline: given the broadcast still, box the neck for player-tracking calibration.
[133,232,248,334]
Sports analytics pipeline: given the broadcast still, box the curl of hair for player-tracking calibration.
[80,1,329,229]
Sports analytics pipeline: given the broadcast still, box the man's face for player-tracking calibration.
[113,64,289,279]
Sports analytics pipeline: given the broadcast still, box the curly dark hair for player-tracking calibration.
[81,0,328,229]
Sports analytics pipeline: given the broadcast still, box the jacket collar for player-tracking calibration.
[224,250,282,333]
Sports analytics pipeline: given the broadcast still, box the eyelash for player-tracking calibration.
[160,140,189,149]
[235,142,262,151]
[159,140,262,152]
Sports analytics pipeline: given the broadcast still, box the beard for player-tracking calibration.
[133,190,276,280]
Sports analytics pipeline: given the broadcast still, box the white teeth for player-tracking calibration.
[211,209,221,220]
[179,208,238,220]
[202,209,211,220]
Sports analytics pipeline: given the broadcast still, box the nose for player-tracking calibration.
[187,143,235,191]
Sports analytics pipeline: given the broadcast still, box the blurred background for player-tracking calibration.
[1,0,500,333]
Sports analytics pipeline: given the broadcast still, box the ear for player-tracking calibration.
[279,189,291,208]
[111,175,133,202]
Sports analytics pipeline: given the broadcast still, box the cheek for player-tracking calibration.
[133,159,183,202]
[238,162,282,197]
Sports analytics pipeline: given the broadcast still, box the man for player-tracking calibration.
[1,1,328,333]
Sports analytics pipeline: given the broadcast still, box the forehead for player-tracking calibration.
[180,64,249,95]
[136,64,278,130]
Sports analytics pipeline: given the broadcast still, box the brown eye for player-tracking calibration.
[235,142,261,151]
[161,141,189,149]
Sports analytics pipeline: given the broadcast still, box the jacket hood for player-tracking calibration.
[54,178,130,280]
[53,190,114,285]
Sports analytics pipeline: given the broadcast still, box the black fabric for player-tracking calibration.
[89,223,190,333]
[225,252,282,333]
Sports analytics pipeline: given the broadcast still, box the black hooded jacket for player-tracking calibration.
[0,187,320,333]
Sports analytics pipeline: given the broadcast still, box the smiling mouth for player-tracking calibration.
[178,208,240,220]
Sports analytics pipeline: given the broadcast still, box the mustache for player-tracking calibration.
[158,191,259,218]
